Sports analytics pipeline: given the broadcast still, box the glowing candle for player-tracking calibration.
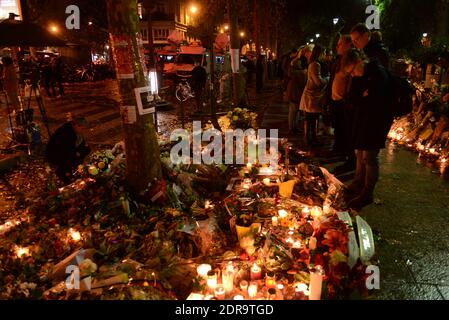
[242,178,252,189]
[250,263,262,280]
[240,280,248,292]
[222,270,234,294]
[311,206,322,219]
[15,246,30,258]
[246,163,253,169]
[214,284,225,300]
[248,282,258,298]
[278,209,288,219]
[293,240,302,249]
[205,200,214,209]
[309,266,324,300]
[302,207,310,215]
[69,228,81,241]
[233,295,244,300]
[263,178,271,186]
[207,270,217,291]
[265,271,276,289]
[271,216,279,227]
[286,237,294,246]
[197,264,211,279]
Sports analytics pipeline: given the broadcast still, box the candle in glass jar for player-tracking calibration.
[248,282,258,298]
[233,295,244,300]
[309,266,324,300]
[207,270,217,291]
[222,270,234,294]
[265,271,276,289]
[250,263,262,280]
[214,284,226,300]
[197,264,212,279]
[271,216,279,227]
[240,280,248,292]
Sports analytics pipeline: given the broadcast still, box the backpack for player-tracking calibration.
[387,73,414,118]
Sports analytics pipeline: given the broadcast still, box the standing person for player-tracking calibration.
[256,54,264,94]
[299,44,328,147]
[41,58,55,98]
[341,49,393,211]
[46,117,91,184]
[350,23,390,69]
[329,35,355,172]
[51,56,65,97]
[190,61,207,113]
[1,56,20,111]
[286,46,307,135]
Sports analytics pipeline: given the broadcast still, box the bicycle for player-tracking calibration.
[175,79,194,102]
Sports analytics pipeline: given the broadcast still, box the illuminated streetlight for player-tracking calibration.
[49,24,58,33]
[333,18,339,25]
[316,33,320,38]
[224,25,229,31]
[310,39,314,43]
[190,5,198,14]
[88,21,93,26]
[240,31,245,37]
[423,33,428,37]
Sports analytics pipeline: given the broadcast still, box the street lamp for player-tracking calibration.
[333,18,339,25]
[190,5,198,14]
[88,21,93,26]
[240,31,245,37]
[316,33,320,38]
[49,24,58,33]
[423,33,428,37]
[310,39,314,43]
[224,25,229,31]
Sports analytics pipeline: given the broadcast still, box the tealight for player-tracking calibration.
[271,216,279,227]
[248,282,258,298]
[197,264,212,279]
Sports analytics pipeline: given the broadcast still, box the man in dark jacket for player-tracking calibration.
[350,23,389,69]
[190,62,207,112]
[341,49,393,211]
[46,117,90,184]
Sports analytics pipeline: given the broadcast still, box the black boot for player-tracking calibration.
[346,188,374,211]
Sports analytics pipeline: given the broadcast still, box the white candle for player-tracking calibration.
[250,263,262,280]
[69,228,81,241]
[222,270,234,294]
[233,295,244,300]
[207,271,217,290]
[263,178,271,186]
[248,282,258,298]
[309,266,324,300]
[278,209,288,219]
[214,284,225,300]
[271,216,278,227]
[246,163,252,169]
[197,264,212,279]
[15,246,30,258]
[302,207,310,215]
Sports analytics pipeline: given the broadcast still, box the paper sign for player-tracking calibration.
[111,34,134,79]
[134,86,156,115]
[356,216,375,264]
[120,106,137,124]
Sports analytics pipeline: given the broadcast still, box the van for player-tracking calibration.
[174,45,206,79]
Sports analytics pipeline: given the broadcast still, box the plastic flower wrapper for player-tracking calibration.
[79,258,98,277]
[239,235,256,256]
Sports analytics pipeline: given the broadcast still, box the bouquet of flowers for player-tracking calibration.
[226,108,258,130]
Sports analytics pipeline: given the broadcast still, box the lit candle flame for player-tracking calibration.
[69,228,81,241]
[15,246,30,258]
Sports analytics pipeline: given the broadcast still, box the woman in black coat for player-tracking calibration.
[341,49,393,211]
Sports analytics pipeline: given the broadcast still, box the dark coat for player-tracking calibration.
[190,65,207,91]
[364,39,390,70]
[46,122,90,167]
[348,60,393,150]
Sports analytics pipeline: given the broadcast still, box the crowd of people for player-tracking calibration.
[281,23,394,211]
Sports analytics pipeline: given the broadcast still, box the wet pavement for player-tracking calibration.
[1,79,448,300]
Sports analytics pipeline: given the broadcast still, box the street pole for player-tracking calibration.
[228,0,240,107]
[106,0,162,193]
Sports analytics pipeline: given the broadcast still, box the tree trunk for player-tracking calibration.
[106,0,162,193]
